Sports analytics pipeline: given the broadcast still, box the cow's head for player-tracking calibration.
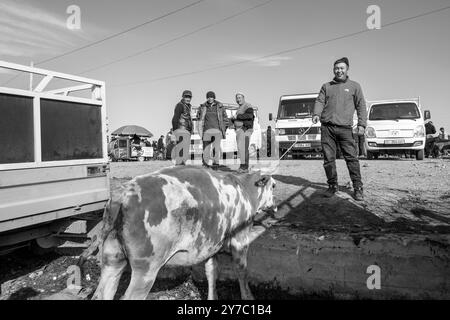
[253,174,277,213]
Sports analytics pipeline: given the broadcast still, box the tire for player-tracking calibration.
[373,153,379,160]
[416,149,424,160]
[367,151,374,160]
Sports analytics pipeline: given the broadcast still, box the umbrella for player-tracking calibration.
[111,125,153,138]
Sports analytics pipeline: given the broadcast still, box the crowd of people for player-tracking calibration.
[171,90,255,173]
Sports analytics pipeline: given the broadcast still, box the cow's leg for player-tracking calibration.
[121,267,158,300]
[205,256,218,300]
[121,253,169,300]
[92,232,127,300]
[229,226,265,300]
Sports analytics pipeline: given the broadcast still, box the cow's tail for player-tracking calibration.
[77,200,123,267]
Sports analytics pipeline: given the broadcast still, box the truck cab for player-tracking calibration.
[0,61,109,253]
[270,94,322,158]
[365,98,428,160]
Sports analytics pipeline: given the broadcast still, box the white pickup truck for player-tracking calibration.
[365,98,429,160]
[0,61,109,254]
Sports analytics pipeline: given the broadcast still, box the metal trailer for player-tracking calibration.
[0,61,109,254]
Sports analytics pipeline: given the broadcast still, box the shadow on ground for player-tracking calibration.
[272,174,450,237]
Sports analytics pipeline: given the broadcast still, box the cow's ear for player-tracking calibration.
[255,176,270,187]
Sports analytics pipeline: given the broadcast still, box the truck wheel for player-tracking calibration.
[416,149,424,160]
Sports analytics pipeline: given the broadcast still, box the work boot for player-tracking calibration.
[324,184,338,198]
[353,187,364,201]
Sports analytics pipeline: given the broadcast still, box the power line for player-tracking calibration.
[1,0,207,85]
[80,0,274,75]
[112,5,450,88]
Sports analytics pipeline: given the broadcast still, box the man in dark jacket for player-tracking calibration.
[199,91,229,168]
[233,92,255,173]
[313,57,367,201]
[171,90,193,164]
[425,120,438,157]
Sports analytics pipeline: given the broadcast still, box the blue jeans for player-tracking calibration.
[321,124,363,188]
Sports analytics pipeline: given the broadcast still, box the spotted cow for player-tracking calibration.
[92,165,276,300]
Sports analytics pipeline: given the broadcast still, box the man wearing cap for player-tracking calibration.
[199,91,229,169]
[312,57,367,201]
[233,93,255,173]
[171,90,193,164]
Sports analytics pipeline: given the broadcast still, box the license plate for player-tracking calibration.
[295,143,311,148]
[384,139,405,145]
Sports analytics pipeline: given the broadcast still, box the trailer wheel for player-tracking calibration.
[416,149,424,160]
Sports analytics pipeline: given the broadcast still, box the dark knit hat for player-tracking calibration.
[334,57,349,67]
[182,90,192,97]
[206,91,216,99]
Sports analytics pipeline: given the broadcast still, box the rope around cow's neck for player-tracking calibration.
[279,123,315,160]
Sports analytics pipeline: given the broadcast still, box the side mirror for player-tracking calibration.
[269,113,273,121]
[424,110,431,120]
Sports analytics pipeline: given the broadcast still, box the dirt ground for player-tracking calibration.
[1,157,449,300]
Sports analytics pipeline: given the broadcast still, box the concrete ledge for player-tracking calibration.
[159,228,450,299]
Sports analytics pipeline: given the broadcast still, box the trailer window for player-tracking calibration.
[40,99,103,161]
[0,93,34,164]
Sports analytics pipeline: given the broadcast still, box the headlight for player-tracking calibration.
[414,125,425,138]
[366,127,376,138]
[277,129,286,135]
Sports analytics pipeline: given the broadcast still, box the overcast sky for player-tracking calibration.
[1,0,449,138]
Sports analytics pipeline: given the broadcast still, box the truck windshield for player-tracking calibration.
[369,103,420,121]
[278,99,315,119]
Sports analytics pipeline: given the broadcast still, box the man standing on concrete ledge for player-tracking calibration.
[313,57,367,201]
[234,93,255,173]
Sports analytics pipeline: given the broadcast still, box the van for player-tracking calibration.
[365,98,429,160]
[269,93,322,159]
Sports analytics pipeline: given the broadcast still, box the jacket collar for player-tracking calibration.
[204,100,219,107]
[180,100,191,107]
[332,76,349,84]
